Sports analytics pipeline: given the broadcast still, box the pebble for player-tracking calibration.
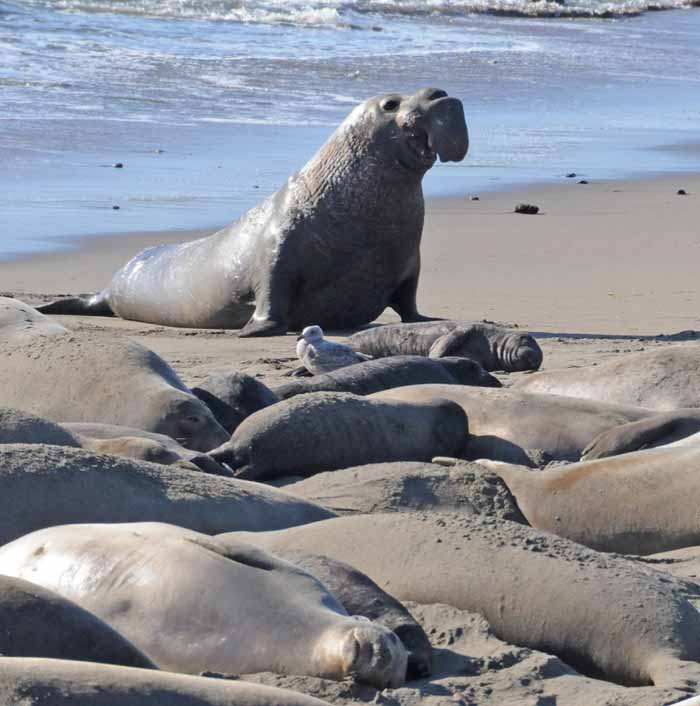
[566,172,577,178]
[515,203,539,215]
[578,180,589,184]
[678,189,687,195]
[469,195,480,201]
[112,205,120,210]
[113,162,123,169]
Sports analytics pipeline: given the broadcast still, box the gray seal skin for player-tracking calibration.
[0,575,155,669]
[372,384,700,466]
[479,442,700,555]
[0,444,335,546]
[0,658,334,706]
[208,391,468,482]
[273,355,500,399]
[348,321,543,372]
[0,522,407,688]
[275,551,433,680]
[0,298,229,452]
[513,345,700,409]
[229,512,700,689]
[192,372,280,433]
[37,88,469,335]
[0,406,83,447]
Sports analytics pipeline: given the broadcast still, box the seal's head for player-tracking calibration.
[500,332,543,373]
[344,87,469,177]
[155,393,230,453]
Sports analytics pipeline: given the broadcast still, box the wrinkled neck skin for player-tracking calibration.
[294,112,424,220]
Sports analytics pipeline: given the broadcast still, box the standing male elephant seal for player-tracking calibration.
[514,345,700,409]
[208,392,468,481]
[0,298,228,451]
[38,89,469,335]
[0,522,407,688]
[273,355,500,399]
[348,321,543,372]
[229,512,700,688]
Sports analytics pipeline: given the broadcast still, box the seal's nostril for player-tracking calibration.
[427,89,448,101]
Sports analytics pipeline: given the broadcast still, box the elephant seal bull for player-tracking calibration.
[478,443,700,555]
[228,512,700,688]
[0,657,333,706]
[0,522,407,688]
[37,89,468,335]
[514,344,700,409]
[208,392,468,482]
[0,575,155,668]
[273,356,500,400]
[0,298,228,451]
[348,321,542,372]
[0,444,334,545]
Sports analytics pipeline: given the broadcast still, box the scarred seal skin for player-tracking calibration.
[348,321,543,373]
[37,89,469,336]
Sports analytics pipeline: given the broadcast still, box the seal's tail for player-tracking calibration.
[37,292,114,317]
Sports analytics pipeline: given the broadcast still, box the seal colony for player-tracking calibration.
[5,89,700,706]
[38,88,469,336]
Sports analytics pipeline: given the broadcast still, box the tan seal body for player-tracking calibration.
[0,298,228,451]
[514,345,700,409]
[0,444,334,545]
[227,512,700,688]
[483,443,700,555]
[372,385,657,465]
[0,522,407,688]
[0,657,334,706]
[0,575,155,669]
[37,89,468,335]
[209,391,468,481]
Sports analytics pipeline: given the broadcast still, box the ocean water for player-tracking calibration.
[1,0,700,256]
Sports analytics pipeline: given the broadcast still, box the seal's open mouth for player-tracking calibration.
[398,129,436,172]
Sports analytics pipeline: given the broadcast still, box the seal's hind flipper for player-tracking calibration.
[37,293,114,317]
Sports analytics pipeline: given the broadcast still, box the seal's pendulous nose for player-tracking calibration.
[426,96,468,163]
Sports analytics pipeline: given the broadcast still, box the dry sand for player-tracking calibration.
[1,173,700,705]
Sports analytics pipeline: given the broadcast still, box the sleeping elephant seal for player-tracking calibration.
[0,406,82,447]
[0,575,155,668]
[514,344,700,409]
[0,522,407,688]
[37,89,468,335]
[349,321,542,372]
[0,298,228,451]
[228,512,700,689]
[372,384,665,465]
[0,444,334,545]
[0,658,333,706]
[476,443,700,555]
[273,355,500,399]
[192,373,280,433]
[208,392,468,482]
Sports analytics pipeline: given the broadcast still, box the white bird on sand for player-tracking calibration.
[296,325,371,375]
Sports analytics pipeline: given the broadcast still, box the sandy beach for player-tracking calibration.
[3,171,697,390]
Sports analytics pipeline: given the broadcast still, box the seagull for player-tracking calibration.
[296,325,371,375]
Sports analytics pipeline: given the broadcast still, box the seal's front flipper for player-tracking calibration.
[238,317,288,338]
[37,292,114,317]
[582,414,700,461]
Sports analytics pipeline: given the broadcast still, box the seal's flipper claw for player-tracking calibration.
[238,317,288,338]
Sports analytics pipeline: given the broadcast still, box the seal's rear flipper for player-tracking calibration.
[37,293,114,317]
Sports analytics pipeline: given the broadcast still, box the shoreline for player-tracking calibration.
[2,171,698,337]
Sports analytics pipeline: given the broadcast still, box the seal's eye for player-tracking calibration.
[381,98,400,112]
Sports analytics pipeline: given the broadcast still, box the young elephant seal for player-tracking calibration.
[38,89,468,335]
[208,392,468,481]
[0,298,228,451]
[349,321,542,372]
[0,657,333,706]
[514,345,700,409]
[479,443,700,555]
[0,575,155,669]
[0,522,407,688]
[273,355,500,399]
[229,512,700,689]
